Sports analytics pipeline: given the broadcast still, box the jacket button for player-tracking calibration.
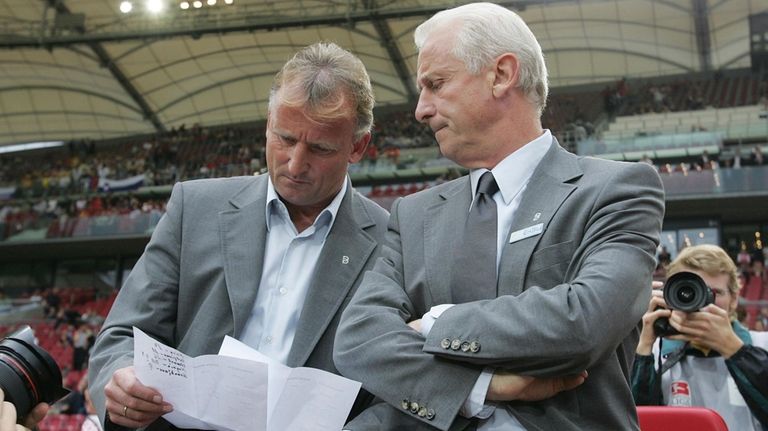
[401,399,410,410]
[440,338,452,349]
[418,406,427,417]
[426,409,436,420]
[460,341,470,352]
[450,338,462,350]
[409,401,419,414]
[470,341,481,353]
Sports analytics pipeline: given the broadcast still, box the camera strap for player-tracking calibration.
[652,338,689,404]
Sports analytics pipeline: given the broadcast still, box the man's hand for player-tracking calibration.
[0,388,48,431]
[637,282,671,355]
[22,403,48,430]
[407,319,422,332]
[486,370,587,402]
[669,304,744,358]
[104,366,173,428]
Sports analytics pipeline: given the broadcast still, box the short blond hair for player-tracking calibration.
[667,244,740,294]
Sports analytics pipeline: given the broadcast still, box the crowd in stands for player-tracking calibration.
[0,286,115,430]
[0,193,167,241]
[2,70,765,200]
[616,72,766,118]
[638,143,766,174]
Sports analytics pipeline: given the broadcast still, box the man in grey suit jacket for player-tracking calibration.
[88,42,388,430]
[334,3,665,430]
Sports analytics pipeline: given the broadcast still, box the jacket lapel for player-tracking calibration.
[219,176,269,338]
[286,186,378,367]
[424,178,472,305]
[497,140,582,297]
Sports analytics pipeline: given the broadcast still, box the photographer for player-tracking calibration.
[0,388,48,431]
[631,244,768,430]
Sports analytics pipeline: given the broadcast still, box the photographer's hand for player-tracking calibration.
[104,366,172,428]
[636,282,670,355]
[669,305,744,358]
[0,388,47,431]
[23,403,48,430]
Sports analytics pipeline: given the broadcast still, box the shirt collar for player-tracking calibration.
[469,129,552,205]
[265,176,348,238]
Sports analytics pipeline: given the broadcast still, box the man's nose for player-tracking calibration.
[287,144,309,176]
[415,91,435,123]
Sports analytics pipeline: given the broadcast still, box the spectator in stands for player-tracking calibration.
[80,377,103,431]
[731,147,743,169]
[632,244,768,430]
[751,146,764,166]
[43,287,61,318]
[755,307,768,331]
[72,323,92,371]
[334,3,664,430]
[738,244,753,278]
[88,42,388,430]
[657,245,672,267]
[0,388,48,431]
[384,145,400,166]
[364,142,378,168]
[640,153,654,166]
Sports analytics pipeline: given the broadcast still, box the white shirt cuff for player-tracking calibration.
[419,303,455,337]
[460,367,496,419]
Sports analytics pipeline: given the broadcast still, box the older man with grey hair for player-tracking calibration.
[335,3,664,430]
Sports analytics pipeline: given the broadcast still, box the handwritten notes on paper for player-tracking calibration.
[132,327,362,431]
[133,327,267,431]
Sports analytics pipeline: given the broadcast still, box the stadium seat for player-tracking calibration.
[637,406,728,431]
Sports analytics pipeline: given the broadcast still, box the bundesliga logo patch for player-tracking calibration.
[670,380,692,407]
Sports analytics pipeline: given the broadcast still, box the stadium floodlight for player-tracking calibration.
[180,1,189,9]
[145,0,165,14]
[119,1,133,13]
[224,0,233,4]
[193,1,203,8]
[0,141,65,155]
[207,0,216,5]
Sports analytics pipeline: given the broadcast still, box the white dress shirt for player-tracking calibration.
[238,178,347,364]
[420,130,552,430]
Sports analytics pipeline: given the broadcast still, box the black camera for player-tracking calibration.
[0,326,69,423]
[653,271,715,337]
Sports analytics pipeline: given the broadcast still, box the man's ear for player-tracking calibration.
[349,132,372,163]
[491,53,520,98]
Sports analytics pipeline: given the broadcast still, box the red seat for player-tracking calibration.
[637,406,728,431]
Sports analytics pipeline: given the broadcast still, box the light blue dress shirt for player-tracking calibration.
[238,177,348,364]
[420,130,552,429]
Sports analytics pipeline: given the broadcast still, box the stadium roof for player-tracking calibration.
[0,0,765,147]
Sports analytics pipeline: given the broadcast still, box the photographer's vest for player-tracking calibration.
[654,323,767,431]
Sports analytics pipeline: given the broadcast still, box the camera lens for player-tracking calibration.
[0,326,69,423]
[675,285,696,305]
[663,271,714,312]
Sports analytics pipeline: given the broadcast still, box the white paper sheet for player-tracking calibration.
[218,336,362,431]
[133,327,268,431]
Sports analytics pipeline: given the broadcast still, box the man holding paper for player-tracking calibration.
[334,3,665,430]
[88,42,388,430]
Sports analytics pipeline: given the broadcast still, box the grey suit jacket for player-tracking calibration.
[88,174,388,430]
[335,140,665,431]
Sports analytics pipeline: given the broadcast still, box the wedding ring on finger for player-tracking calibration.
[123,405,129,417]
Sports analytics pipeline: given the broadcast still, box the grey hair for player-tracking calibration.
[268,42,375,139]
[414,2,548,115]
